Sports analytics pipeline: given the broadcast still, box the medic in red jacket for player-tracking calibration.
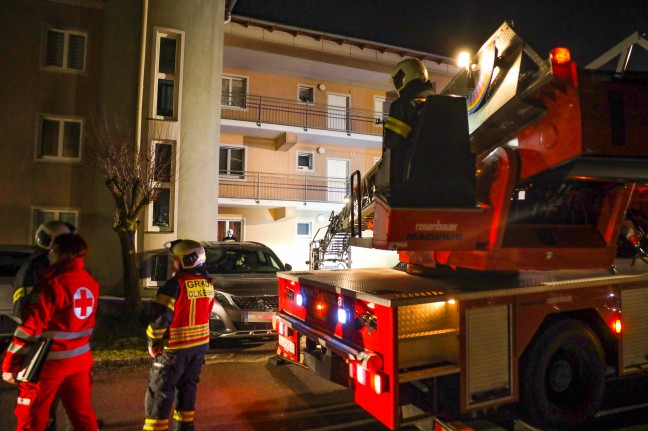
[2,233,100,431]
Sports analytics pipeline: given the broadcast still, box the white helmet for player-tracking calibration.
[35,220,75,250]
[167,239,206,269]
[391,58,429,94]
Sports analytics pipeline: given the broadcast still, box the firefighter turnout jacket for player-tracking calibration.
[383,79,436,151]
[12,249,50,322]
[2,257,99,373]
[146,266,215,353]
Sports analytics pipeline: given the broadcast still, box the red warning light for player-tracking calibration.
[551,47,571,65]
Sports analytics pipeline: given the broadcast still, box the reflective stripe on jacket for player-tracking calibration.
[147,268,215,352]
[2,258,99,373]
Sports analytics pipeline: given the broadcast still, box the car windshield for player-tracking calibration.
[205,248,284,274]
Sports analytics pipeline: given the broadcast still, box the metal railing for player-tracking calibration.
[219,170,350,204]
[221,93,386,136]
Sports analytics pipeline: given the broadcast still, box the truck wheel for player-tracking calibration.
[520,320,606,430]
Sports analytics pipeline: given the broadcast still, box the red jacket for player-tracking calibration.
[146,267,215,353]
[2,258,100,373]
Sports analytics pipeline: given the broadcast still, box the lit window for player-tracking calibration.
[149,141,176,231]
[297,221,312,237]
[44,28,87,72]
[153,29,183,119]
[298,85,314,103]
[222,76,248,108]
[33,208,78,243]
[296,151,314,171]
[373,96,390,125]
[37,116,82,161]
[219,146,245,178]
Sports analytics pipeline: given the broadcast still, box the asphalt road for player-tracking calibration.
[1,340,648,431]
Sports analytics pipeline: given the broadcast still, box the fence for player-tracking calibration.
[219,170,350,204]
[221,93,386,136]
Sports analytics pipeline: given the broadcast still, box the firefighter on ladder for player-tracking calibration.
[143,240,215,431]
[2,233,100,431]
[383,57,436,179]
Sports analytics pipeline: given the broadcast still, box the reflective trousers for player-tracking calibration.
[144,350,205,431]
[14,351,98,431]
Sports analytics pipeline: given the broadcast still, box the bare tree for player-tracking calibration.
[88,114,172,314]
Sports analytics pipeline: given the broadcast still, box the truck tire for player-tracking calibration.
[520,319,606,430]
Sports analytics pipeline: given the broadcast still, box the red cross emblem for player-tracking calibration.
[73,287,94,320]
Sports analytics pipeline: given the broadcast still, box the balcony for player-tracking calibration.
[221,93,385,137]
[219,170,349,205]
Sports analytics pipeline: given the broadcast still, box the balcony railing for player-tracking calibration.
[219,170,349,204]
[221,93,386,136]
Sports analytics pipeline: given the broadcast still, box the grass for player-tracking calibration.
[90,303,150,362]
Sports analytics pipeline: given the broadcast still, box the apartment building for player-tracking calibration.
[0,0,461,293]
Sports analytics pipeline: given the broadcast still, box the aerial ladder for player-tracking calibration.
[309,22,648,274]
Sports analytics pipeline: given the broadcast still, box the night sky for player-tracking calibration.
[233,0,648,68]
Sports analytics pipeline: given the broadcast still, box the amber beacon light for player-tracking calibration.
[551,47,571,65]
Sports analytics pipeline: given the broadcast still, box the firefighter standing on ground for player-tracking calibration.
[383,58,436,176]
[143,240,215,431]
[223,229,237,242]
[2,233,100,431]
[13,220,75,320]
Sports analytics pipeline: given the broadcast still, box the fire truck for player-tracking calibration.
[273,22,648,430]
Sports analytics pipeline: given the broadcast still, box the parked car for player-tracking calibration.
[0,245,33,337]
[203,241,291,340]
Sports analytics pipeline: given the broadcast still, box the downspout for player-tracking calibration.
[224,0,238,24]
[136,0,148,154]
[134,0,149,255]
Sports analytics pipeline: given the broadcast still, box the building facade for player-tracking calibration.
[0,0,461,293]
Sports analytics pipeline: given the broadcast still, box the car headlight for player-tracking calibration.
[215,292,230,304]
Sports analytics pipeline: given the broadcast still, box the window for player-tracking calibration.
[297,221,312,238]
[149,140,176,231]
[43,28,87,72]
[298,85,314,103]
[153,29,183,119]
[219,146,245,177]
[296,151,314,171]
[222,76,247,108]
[374,96,390,125]
[37,116,82,161]
[33,208,78,243]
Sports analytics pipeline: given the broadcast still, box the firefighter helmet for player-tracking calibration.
[391,58,429,94]
[167,239,206,269]
[35,220,76,250]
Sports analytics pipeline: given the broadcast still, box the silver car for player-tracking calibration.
[203,241,291,340]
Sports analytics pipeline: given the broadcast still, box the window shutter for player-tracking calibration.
[40,119,59,157]
[46,30,64,68]
[67,34,86,70]
[62,121,81,158]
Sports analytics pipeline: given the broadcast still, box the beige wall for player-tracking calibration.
[223,67,387,113]
[221,133,381,178]
[219,206,398,270]
[0,1,103,252]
